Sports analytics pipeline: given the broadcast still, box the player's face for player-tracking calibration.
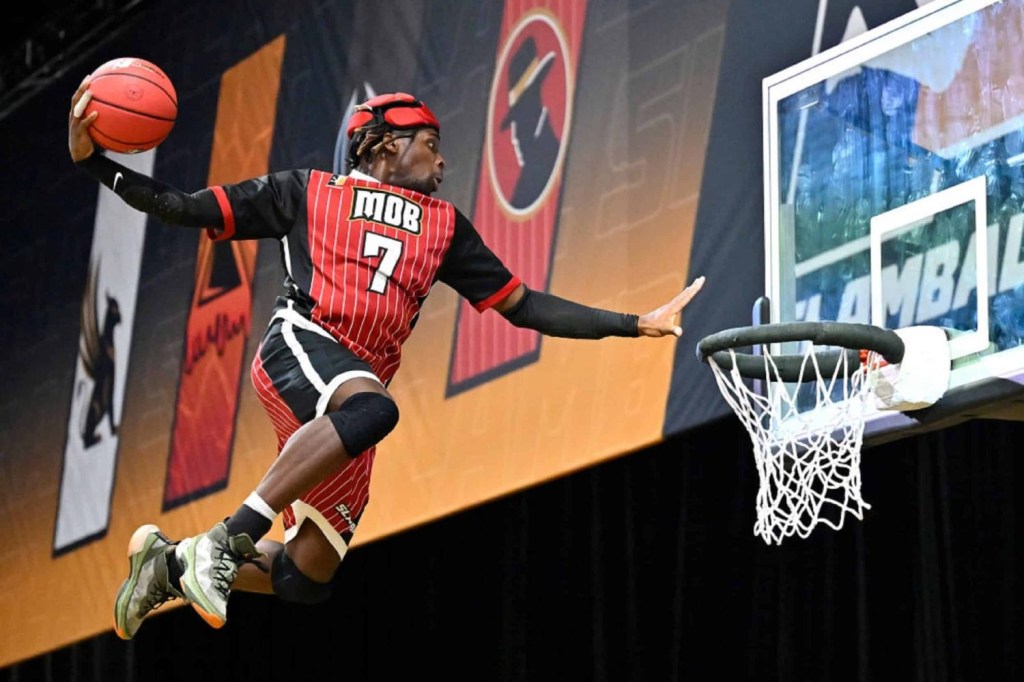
[389,128,445,195]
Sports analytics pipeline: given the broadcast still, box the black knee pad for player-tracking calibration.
[327,392,399,455]
[271,551,334,605]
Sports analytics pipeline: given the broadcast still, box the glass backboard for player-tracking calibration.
[763,0,1024,443]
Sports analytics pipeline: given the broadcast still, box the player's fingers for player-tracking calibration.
[670,275,705,311]
[679,275,705,299]
[73,90,93,119]
[687,275,706,294]
[71,75,90,107]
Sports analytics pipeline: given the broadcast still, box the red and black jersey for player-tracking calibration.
[205,170,519,381]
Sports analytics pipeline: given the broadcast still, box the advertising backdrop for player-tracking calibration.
[0,0,929,666]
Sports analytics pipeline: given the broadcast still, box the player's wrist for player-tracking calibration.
[621,313,641,337]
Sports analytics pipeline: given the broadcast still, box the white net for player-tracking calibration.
[708,344,883,545]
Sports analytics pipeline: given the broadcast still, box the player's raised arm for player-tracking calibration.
[494,276,705,340]
[439,207,705,341]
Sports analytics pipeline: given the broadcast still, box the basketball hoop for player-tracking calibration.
[696,322,909,545]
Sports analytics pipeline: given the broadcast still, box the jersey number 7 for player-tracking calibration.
[362,233,403,294]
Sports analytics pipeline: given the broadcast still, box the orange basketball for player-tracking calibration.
[84,57,177,154]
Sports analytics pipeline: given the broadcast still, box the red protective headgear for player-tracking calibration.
[346,92,440,139]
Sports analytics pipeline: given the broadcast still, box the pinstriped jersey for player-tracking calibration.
[207,169,520,381]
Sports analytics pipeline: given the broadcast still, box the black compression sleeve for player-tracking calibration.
[75,153,224,228]
[501,287,639,339]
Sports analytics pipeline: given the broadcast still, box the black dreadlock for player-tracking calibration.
[346,121,419,173]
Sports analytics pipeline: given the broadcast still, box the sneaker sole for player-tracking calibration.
[190,603,226,630]
[112,524,164,640]
[179,537,227,630]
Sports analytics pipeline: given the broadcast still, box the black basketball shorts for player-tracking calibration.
[249,309,383,559]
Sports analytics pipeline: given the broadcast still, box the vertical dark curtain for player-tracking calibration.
[3,416,1020,681]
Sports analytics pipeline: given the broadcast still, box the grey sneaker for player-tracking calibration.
[177,521,260,629]
[113,524,186,640]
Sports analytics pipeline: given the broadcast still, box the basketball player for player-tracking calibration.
[68,80,705,639]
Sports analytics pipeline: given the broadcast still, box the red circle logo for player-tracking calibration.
[487,11,573,219]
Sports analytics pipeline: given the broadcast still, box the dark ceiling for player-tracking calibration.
[0,0,146,120]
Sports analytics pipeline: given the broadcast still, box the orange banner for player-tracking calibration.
[163,40,283,508]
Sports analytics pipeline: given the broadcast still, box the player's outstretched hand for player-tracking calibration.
[637,276,705,338]
[68,75,98,162]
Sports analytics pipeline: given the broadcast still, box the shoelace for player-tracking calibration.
[137,546,181,617]
[140,582,177,616]
[209,544,243,599]
[209,541,265,599]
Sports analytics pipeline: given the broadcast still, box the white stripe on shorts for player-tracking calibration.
[281,321,328,394]
[316,371,382,417]
[285,500,351,560]
[276,311,384,417]
[273,304,335,340]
